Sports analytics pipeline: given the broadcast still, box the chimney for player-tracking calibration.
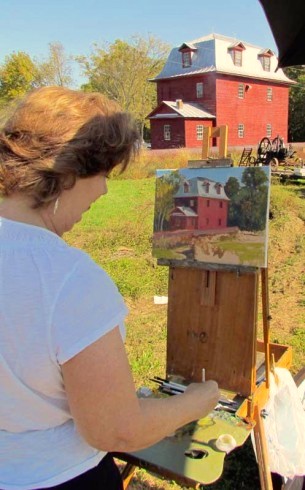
[176,99,183,109]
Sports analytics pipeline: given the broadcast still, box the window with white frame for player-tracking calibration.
[233,49,242,67]
[238,124,244,138]
[262,56,271,71]
[267,87,273,101]
[182,51,192,68]
[196,82,203,98]
[266,124,272,138]
[164,125,171,141]
[196,125,204,140]
[238,83,245,99]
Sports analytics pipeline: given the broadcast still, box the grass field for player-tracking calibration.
[65,171,305,490]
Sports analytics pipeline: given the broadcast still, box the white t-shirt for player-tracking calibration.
[0,217,128,489]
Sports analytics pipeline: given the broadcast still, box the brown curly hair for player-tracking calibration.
[0,86,140,207]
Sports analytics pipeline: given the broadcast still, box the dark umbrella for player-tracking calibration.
[259,0,305,67]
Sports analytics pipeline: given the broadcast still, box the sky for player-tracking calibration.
[157,166,271,185]
[0,0,277,87]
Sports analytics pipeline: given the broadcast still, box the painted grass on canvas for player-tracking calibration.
[153,166,271,268]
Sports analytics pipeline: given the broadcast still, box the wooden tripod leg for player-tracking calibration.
[121,463,137,489]
[261,268,271,389]
[253,405,273,490]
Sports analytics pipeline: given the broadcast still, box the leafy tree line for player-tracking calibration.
[0,36,169,139]
[2,40,304,142]
[154,171,183,231]
[224,167,269,232]
[284,66,305,142]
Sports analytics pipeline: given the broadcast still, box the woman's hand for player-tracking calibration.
[62,326,220,453]
[184,381,220,420]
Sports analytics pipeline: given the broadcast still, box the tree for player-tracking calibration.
[154,171,183,231]
[238,167,269,231]
[224,176,241,227]
[284,66,305,142]
[0,51,39,101]
[225,168,268,231]
[37,43,73,87]
[77,36,170,139]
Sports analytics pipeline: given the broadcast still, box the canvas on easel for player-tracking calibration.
[153,166,271,269]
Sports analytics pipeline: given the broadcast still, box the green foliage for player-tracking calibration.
[228,167,269,231]
[77,35,170,138]
[0,44,73,112]
[154,170,183,231]
[224,176,240,198]
[284,66,305,142]
[0,51,39,101]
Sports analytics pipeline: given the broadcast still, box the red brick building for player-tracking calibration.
[148,34,294,149]
[169,177,229,231]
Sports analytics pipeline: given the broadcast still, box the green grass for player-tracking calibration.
[66,178,168,300]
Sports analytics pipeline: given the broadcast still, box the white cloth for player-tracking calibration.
[251,368,305,479]
[0,217,128,489]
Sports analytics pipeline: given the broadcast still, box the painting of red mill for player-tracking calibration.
[153,166,271,268]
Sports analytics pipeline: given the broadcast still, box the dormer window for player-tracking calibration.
[228,42,246,67]
[233,50,242,66]
[178,42,197,69]
[183,181,190,193]
[215,184,222,195]
[262,56,271,71]
[203,181,210,193]
[258,49,273,72]
[182,51,192,68]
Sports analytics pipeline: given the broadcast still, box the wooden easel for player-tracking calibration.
[117,159,292,489]
[118,263,291,490]
[166,264,272,489]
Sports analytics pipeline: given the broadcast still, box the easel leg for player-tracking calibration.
[253,405,273,490]
[121,463,137,489]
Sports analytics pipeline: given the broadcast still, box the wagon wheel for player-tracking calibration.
[271,136,283,153]
[257,137,271,162]
[270,157,279,169]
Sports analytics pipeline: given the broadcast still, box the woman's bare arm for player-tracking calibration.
[61,326,219,452]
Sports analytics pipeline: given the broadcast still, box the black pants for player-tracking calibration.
[41,454,123,490]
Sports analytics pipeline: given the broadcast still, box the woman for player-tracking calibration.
[0,87,219,489]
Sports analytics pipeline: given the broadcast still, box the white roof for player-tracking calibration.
[149,101,215,119]
[176,177,230,201]
[172,206,198,217]
[153,33,292,85]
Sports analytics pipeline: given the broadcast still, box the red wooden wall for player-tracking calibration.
[197,197,228,230]
[151,72,290,149]
[185,119,214,148]
[215,75,289,146]
[150,118,185,149]
[156,74,217,115]
[173,196,228,230]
